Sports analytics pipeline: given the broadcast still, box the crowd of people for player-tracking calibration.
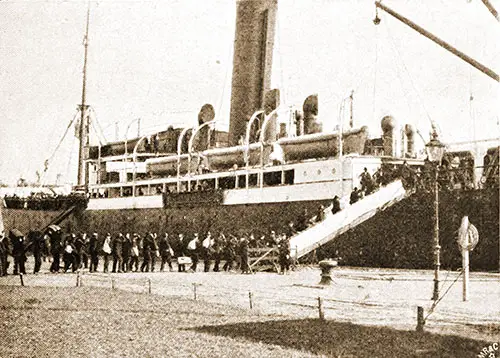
[0,227,294,277]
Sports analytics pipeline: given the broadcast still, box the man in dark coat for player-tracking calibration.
[212,233,224,272]
[159,233,173,272]
[28,231,44,274]
[88,233,99,273]
[10,229,26,275]
[222,236,236,272]
[0,232,9,276]
[63,234,76,273]
[112,233,124,273]
[332,195,341,215]
[49,227,63,273]
[122,233,132,272]
[140,233,153,272]
[201,232,212,273]
[150,233,159,272]
[73,233,86,271]
[239,237,250,274]
[176,233,187,272]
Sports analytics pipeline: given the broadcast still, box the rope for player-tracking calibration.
[43,110,79,174]
[371,20,379,124]
[424,266,467,323]
[385,21,436,134]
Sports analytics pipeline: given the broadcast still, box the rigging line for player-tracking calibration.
[216,40,233,120]
[66,132,77,183]
[44,111,79,168]
[385,21,436,133]
[276,10,287,107]
[88,107,108,144]
[372,21,379,124]
[384,20,416,122]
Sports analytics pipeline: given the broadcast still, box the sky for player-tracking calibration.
[0,0,498,185]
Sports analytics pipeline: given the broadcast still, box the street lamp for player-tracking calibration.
[425,130,446,301]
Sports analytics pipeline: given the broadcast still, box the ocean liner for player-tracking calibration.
[1,1,498,267]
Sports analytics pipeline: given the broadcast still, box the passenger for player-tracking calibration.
[278,235,291,275]
[10,229,27,275]
[0,231,10,276]
[49,227,63,273]
[29,231,44,274]
[150,233,159,272]
[187,233,199,272]
[212,233,225,272]
[176,234,187,272]
[296,209,309,231]
[88,233,99,273]
[102,233,112,273]
[316,205,326,222]
[360,167,374,195]
[73,233,86,271]
[201,232,212,273]
[129,234,140,272]
[222,236,236,272]
[112,233,124,273]
[63,234,75,273]
[239,237,250,274]
[332,195,341,215]
[140,233,153,272]
[80,233,89,270]
[159,233,173,272]
[350,187,360,205]
[122,233,132,272]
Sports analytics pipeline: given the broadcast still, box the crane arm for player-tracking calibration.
[481,0,499,22]
[375,1,499,82]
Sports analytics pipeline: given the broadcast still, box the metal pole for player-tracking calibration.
[462,249,469,301]
[317,297,325,320]
[432,165,440,301]
[375,1,499,82]
[416,306,424,332]
[248,291,253,309]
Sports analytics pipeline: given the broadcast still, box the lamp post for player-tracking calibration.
[425,130,446,301]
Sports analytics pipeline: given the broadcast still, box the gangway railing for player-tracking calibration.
[290,180,408,259]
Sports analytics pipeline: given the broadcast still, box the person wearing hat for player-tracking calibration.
[48,227,63,273]
[140,233,153,272]
[0,231,9,276]
[175,233,187,272]
[122,233,132,272]
[129,233,140,272]
[159,233,173,272]
[112,233,124,273]
[187,233,199,272]
[102,233,112,273]
[88,233,99,273]
[63,233,76,273]
[10,229,26,275]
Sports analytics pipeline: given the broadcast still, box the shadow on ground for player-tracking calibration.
[191,318,490,358]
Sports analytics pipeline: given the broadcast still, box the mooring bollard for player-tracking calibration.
[249,291,253,310]
[416,306,425,332]
[19,273,24,287]
[318,259,338,285]
[318,297,325,320]
[148,278,152,294]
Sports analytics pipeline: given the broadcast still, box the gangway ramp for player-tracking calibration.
[290,180,408,259]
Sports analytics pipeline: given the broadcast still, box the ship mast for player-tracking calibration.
[77,3,91,190]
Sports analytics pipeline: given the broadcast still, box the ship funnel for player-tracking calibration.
[228,0,278,146]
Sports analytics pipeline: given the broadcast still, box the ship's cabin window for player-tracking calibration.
[106,172,119,184]
[218,176,236,190]
[284,170,294,185]
[263,171,281,186]
[236,173,258,188]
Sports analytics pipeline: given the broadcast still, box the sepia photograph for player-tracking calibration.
[0,0,499,357]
